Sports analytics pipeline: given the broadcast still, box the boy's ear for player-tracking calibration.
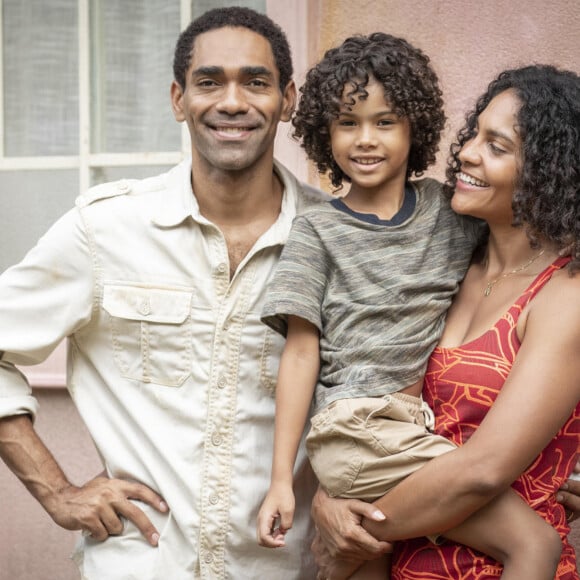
[280,80,297,122]
[170,80,186,122]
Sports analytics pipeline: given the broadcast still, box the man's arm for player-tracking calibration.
[0,414,167,545]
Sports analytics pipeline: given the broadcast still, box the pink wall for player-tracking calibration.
[316,0,580,182]
[0,390,101,580]
[1,2,579,578]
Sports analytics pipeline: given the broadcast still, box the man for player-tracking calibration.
[0,8,322,579]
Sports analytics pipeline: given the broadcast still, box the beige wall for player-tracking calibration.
[1,2,579,579]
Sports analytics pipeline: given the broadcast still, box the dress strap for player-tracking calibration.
[514,256,571,308]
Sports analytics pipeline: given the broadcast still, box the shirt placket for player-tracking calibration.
[198,232,257,579]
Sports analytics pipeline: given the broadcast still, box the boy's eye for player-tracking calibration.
[378,119,395,127]
[337,119,356,127]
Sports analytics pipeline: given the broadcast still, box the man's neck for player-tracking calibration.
[190,157,283,226]
[189,155,285,277]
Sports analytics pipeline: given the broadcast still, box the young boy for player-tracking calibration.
[256,33,562,579]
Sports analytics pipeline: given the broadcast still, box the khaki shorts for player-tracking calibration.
[306,393,456,501]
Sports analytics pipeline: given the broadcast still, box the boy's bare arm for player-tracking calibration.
[271,315,320,484]
[257,316,320,545]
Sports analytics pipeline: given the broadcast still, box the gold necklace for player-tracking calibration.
[483,249,545,297]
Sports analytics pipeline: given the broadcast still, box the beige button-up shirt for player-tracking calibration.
[0,160,324,579]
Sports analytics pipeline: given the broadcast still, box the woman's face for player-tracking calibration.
[452,90,522,224]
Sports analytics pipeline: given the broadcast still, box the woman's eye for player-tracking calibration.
[489,142,507,155]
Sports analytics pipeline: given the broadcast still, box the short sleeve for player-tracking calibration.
[261,215,329,336]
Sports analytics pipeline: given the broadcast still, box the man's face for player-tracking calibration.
[171,26,295,174]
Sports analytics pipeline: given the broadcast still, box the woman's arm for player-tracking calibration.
[364,273,580,540]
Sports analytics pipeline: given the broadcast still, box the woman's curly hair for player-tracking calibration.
[446,65,580,272]
[293,32,445,191]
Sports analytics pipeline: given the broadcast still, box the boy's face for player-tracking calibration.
[330,78,411,199]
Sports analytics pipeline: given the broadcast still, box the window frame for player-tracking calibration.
[0,0,310,387]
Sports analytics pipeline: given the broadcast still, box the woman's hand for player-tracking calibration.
[557,459,580,523]
[310,486,392,570]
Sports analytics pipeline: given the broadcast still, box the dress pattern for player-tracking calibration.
[393,257,580,579]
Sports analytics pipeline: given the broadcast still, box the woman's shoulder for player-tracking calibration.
[524,260,580,340]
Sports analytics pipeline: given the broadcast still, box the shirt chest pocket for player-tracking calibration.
[103,284,194,387]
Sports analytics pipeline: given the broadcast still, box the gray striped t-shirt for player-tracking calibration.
[262,178,481,413]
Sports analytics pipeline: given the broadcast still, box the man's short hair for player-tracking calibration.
[173,6,293,92]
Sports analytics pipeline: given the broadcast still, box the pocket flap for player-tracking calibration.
[103,284,193,324]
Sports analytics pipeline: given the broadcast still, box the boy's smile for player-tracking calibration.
[329,78,411,218]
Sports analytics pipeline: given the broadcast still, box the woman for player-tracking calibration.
[312,64,580,579]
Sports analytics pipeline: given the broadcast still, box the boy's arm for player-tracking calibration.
[257,315,320,546]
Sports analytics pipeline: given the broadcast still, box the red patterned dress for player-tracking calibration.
[392,257,580,579]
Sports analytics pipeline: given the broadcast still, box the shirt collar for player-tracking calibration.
[150,159,198,227]
[150,158,302,248]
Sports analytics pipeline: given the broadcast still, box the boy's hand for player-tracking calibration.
[257,482,295,548]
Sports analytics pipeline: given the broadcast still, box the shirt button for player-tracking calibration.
[211,432,223,446]
[209,493,219,505]
[203,552,213,564]
[138,298,151,316]
[117,180,131,193]
[217,376,227,389]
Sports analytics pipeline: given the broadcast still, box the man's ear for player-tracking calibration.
[280,80,297,122]
[170,80,186,122]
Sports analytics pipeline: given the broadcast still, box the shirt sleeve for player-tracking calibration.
[0,208,94,419]
[261,214,329,337]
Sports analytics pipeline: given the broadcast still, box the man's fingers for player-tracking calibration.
[99,504,125,536]
[51,477,167,546]
[83,518,110,542]
[558,475,580,523]
[121,480,168,513]
[116,499,160,546]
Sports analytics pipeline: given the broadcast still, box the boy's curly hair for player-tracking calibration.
[446,65,580,273]
[293,32,445,190]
